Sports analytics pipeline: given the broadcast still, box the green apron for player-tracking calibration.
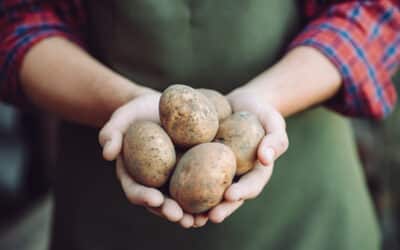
[50,1,380,249]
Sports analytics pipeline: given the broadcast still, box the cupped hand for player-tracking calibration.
[206,88,289,223]
[98,92,201,228]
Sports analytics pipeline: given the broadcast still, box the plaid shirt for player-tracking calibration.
[1,0,399,119]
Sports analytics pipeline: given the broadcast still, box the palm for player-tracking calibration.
[99,92,206,228]
[98,88,289,228]
[203,89,289,223]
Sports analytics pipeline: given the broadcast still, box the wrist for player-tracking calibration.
[230,78,284,115]
[235,46,342,117]
[103,74,156,106]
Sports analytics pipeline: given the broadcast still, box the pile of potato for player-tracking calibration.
[123,85,265,213]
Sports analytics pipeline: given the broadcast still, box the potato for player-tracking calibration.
[123,121,176,187]
[169,143,236,213]
[159,85,219,147]
[197,89,232,121]
[215,112,265,175]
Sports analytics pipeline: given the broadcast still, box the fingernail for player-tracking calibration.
[263,147,275,164]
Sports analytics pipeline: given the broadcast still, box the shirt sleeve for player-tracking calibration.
[0,0,86,105]
[291,0,400,120]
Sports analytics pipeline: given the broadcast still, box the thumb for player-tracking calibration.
[99,107,136,161]
[256,107,288,166]
[99,93,161,161]
[99,128,123,161]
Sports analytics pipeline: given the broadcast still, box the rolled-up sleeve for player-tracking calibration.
[0,0,86,105]
[292,0,400,120]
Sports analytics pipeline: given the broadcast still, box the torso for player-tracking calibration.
[86,0,302,93]
[50,1,380,249]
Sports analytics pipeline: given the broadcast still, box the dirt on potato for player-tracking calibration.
[169,143,236,213]
[215,111,265,175]
[123,121,176,187]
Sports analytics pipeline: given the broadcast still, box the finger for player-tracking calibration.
[193,214,208,228]
[257,131,288,166]
[99,94,161,161]
[161,198,184,222]
[147,200,187,224]
[116,157,164,207]
[100,130,123,161]
[225,163,274,201]
[257,108,288,166]
[99,108,134,161]
[208,200,244,223]
[179,213,195,228]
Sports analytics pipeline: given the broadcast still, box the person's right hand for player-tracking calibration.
[98,92,206,228]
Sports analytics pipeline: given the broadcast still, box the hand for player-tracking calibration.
[99,92,205,228]
[206,88,289,223]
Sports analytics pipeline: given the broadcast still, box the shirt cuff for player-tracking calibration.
[1,31,82,107]
[290,23,397,120]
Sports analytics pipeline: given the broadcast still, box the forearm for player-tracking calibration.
[20,37,152,127]
[237,46,342,117]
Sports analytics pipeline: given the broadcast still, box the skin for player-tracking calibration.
[20,38,152,127]
[20,37,341,228]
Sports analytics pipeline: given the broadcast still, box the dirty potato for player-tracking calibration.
[169,143,236,213]
[215,112,265,175]
[123,121,176,187]
[159,85,219,147]
[198,88,232,121]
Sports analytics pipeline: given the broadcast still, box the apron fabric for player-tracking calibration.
[50,1,380,249]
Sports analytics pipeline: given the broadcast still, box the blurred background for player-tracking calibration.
[0,72,399,250]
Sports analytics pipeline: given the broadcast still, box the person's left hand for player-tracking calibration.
[204,87,289,224]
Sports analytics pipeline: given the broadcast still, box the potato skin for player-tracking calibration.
[169,143,236,213]
[123,121,176,187]
[197,89,232,121]
[159,85,219,147]
[215,112,265,175]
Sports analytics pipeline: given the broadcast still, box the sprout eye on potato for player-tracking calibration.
[159,85,219,148]
[215,111,265,175]
[169,143,236,214]
[197,88,232,121]
[123,121,176,187]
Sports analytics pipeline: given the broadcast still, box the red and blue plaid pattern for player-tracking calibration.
[292,0,400,119]
[0,0,399,119]
[0,0,86,105]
